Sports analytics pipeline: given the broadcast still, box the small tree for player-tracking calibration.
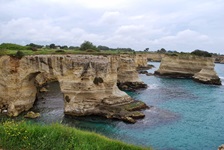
[49,43,56,49]
[15,50,25,59]
[80,41,98,51]
[191,49,212,57]
[144,48,149,52]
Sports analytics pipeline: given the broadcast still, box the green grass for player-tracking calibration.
[0,120,150,150]
[0,48,137,56]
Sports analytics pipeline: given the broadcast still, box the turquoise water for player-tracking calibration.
[10,63,224,150]
[65,62,223,150]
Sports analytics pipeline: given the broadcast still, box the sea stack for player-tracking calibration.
[154,54,221,85]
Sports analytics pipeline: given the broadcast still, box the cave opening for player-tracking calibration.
[31,81,65,123]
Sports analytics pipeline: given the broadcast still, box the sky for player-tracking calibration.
[0,0,223,53]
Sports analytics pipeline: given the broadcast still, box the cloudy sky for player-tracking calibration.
[0,0,223,53]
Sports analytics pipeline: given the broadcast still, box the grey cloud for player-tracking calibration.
[0,0,223,53]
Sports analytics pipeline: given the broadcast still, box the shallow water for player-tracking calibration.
[4,62,224,150]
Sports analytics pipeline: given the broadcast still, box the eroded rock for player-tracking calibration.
[193,67,221,85]
[117,54,148,91]
[0,54,148,123]
[218,144,224,150]
[154,55,221,85]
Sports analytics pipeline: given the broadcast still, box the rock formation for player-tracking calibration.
[146,53,165,62]
[135,54,154,70]
[218,144,224,150]
[155,55,221,85]
[193,67,221,85]
[117,54,147,91]
[0,54,148,123]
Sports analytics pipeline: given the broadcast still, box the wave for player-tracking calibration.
[220,76,224,79]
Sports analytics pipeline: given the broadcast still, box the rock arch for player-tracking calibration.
[0,55,148,123]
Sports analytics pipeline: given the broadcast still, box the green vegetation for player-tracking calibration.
[0,43,30,50]
[191,49,212,57]
[0,42,137,57]
[0,120,149,150]
[80,41,99,51]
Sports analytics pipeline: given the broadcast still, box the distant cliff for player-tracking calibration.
[146,53,165,62]
[0,54,148,123]
[155,55,221,85]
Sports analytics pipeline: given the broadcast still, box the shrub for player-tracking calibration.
[191,49,212,57]
[80,41,98,51]
[15,50,25,59]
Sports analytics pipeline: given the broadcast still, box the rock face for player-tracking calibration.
[213,55,224,63]
[193,67,221,85]
[135,54,154,70]
[117,54,147,91]
[147,53,165,62]
[155,55,221,85]
[0,55,148,123]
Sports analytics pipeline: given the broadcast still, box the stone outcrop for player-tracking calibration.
[218,144,224,150]
[193,67,221,85]
[213,55,224,63]
[0,54,148,123]
[155,55,221,85]
[117,54,147,91]
[135,54,154,70]
[146,53,165,62]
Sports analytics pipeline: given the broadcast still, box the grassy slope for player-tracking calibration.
[0,121,150,150]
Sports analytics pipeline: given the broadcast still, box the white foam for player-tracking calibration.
[220,76,224,79]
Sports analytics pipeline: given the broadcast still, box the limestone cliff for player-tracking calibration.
[117,54,147,91]
[0,55,148,123]
[146,53,165,62]
[135,54,154,70]
[155,55,221,85]
[193,67,221,85]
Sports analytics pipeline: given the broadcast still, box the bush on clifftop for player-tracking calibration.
[191,49,212,57]
[80,41,99,51]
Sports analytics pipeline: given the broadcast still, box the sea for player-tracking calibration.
[4,62,224,150]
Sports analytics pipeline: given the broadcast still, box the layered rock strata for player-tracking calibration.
[135,54,153,70]
[0,55,148,123]
[155,55,221,85]
[193,67,221,85]
[117,54,147,91]
[146,53,165,62]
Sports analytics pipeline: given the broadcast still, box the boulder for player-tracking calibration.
[218,144,224,150]
[24,111,40,119]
